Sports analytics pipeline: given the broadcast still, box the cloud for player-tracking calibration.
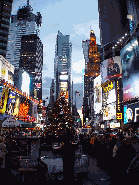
[73,20,100,44]
[72,77,82,84]
[72,59,85,74]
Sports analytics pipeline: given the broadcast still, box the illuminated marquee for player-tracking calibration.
[117,80,120,112]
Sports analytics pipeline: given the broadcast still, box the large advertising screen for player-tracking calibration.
[0,87,9,114]
[94,75,102,114]
[101,56,122,84]
[18,97,29,120]
[102,81,116,105]
[60,75,68,80]
[121,37,139,102]
[21,71,30,96]
[124,102,139,124]
[103,102,116,120]
[7,90,16,115]
[0,57,14,84]
[13,95,20,117]
[60,82,67,87]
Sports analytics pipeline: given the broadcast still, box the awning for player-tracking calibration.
[2,118,22,127]
[18,120,34,128]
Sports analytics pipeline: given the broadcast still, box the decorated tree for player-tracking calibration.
[48,93,74,132]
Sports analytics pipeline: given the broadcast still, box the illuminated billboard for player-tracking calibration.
[103,102,116,120]
[19,98,29,120]
[7,90,16,115]
[60,75,68,80]
[13,96,20,117]
[124,102,139,124]
[21,71,30,96]
[60,82,67,87]
[0,87,9,114]
[94,75,102,114]
[32,103,37,122]
[102,81,116,105]
[0,56,14,84]
[101,56,122,84]
[121,37,139,102]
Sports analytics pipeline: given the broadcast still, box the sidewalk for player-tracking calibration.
[87,157,111,185]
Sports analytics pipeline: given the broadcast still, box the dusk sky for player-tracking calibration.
[11,0,100,111]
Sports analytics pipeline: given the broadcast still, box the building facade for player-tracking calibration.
[0,0,13,57]
[6,0,42,69]
[82,30,101,124]
[54,30,72,109]
[18,34,43,100]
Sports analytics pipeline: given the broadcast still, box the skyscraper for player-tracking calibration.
[98,0,129,46]
[82,30,101,123]
[0,0,13,57]
[54,30,72,109]
[6,0,42,69]
[19,34,43,100]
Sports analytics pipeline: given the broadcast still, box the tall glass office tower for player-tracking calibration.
[54,30,72,109]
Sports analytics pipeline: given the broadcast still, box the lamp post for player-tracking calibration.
[75,91,80,109]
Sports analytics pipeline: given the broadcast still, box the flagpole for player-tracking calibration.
[75,91,76,109]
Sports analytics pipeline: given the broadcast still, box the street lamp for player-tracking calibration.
[75,91,80,108]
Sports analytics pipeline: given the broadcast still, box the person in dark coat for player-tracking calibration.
[111,138,136,184]
[61,128,75,183]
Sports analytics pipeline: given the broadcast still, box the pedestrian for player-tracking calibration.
[61,128,75,183]
[111,137,136,184]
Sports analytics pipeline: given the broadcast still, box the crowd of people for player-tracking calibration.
[0,128,139,183]
[79,131,139,183]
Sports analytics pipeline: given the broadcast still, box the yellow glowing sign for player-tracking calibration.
[117,113,122,119]
[103,81,113,93]
[1,69,6,75]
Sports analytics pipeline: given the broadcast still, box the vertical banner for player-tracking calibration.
[116,78,123,121]
[32,103,37,122]
[13,95,20,117]
[0,87,9,114]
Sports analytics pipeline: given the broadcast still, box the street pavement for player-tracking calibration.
[41,147,111,184]
[87,157,111,185]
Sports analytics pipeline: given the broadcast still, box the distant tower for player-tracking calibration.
[54,30,72,109]
[82,30,101,123]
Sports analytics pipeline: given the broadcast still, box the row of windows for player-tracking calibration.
[22,41,34,43]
